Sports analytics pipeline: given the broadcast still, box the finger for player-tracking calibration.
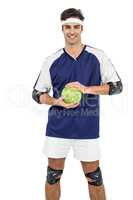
[66,103,80,109]
[70,82,77,84]
[66,102,79,106]
[71,81,79,84]
[60,96,64,100]
[67,82,78,85]
[70,83,80,87]
[67,84,78,88]
[70,86,80,90]
[66,82,77,86]
[66,85,74,88]
[65,83,72,87]
[66,105,79,109]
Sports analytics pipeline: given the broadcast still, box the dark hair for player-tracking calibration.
[60,8,85,21]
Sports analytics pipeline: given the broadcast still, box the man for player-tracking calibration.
[32,8,122,200]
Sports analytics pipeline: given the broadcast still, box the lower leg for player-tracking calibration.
[88,184,106,200]
[81,160,106,200]
[45,180,61,200]
[45,158,65,200]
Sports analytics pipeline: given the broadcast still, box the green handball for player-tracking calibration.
[61,87,82,104]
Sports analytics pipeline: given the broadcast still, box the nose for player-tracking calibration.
[69,27,75,34]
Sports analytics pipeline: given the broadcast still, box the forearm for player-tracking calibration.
[39,93,57,105]
[84,84,109,95]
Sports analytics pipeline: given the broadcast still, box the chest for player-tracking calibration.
[50,52,101,87]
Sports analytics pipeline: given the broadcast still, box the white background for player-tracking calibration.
[0,0,132,199]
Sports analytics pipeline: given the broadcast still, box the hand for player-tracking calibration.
[65,81,86,94]
[53,96,80,109]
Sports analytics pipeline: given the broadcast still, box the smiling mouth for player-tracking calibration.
[68,36,77,39]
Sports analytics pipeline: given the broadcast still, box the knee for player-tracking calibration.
[46,166,63,185]
[84,166,103,186]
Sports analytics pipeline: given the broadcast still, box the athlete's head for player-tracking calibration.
[60,8,85,45]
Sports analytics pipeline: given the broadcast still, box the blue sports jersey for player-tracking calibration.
[34,45,120,139]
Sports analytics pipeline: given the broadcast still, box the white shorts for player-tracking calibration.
[42,136,101,161]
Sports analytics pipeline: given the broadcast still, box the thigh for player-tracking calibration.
[43,136,71,159]
[48,157,66,170]
[73,138,101,161]
[80,160,99,173]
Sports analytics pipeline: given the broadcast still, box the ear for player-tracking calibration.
[81,25,83,31]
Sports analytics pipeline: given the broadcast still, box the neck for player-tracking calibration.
[64,42,85,59]
[64,42,84,52]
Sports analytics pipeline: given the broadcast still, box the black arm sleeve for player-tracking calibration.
[107,81,123,95]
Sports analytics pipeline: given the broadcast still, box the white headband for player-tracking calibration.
[61,18,84,26]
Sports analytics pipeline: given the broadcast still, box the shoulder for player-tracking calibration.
[45,48,64,63]
[41,48,64,70]
[85,45,106,60]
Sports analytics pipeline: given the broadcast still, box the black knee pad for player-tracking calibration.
[46,166,63,185]
[85,166,103,186]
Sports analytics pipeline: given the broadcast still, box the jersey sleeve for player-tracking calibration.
[33,59,52,93]
[100,51,121,84]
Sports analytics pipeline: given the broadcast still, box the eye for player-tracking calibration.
[64,25,71,29]
[74,25,81,29]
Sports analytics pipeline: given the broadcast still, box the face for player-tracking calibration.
[62,23,83,45]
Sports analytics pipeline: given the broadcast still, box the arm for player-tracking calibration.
[32,58,59,105]
[83,81,123,95]
[32,89,57,105]
[40,93,57,105]
[65,80,123,95]
[83,83,109,95]
[32,89,80,109]
[32,57,80,109]
[66,49,123,96]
